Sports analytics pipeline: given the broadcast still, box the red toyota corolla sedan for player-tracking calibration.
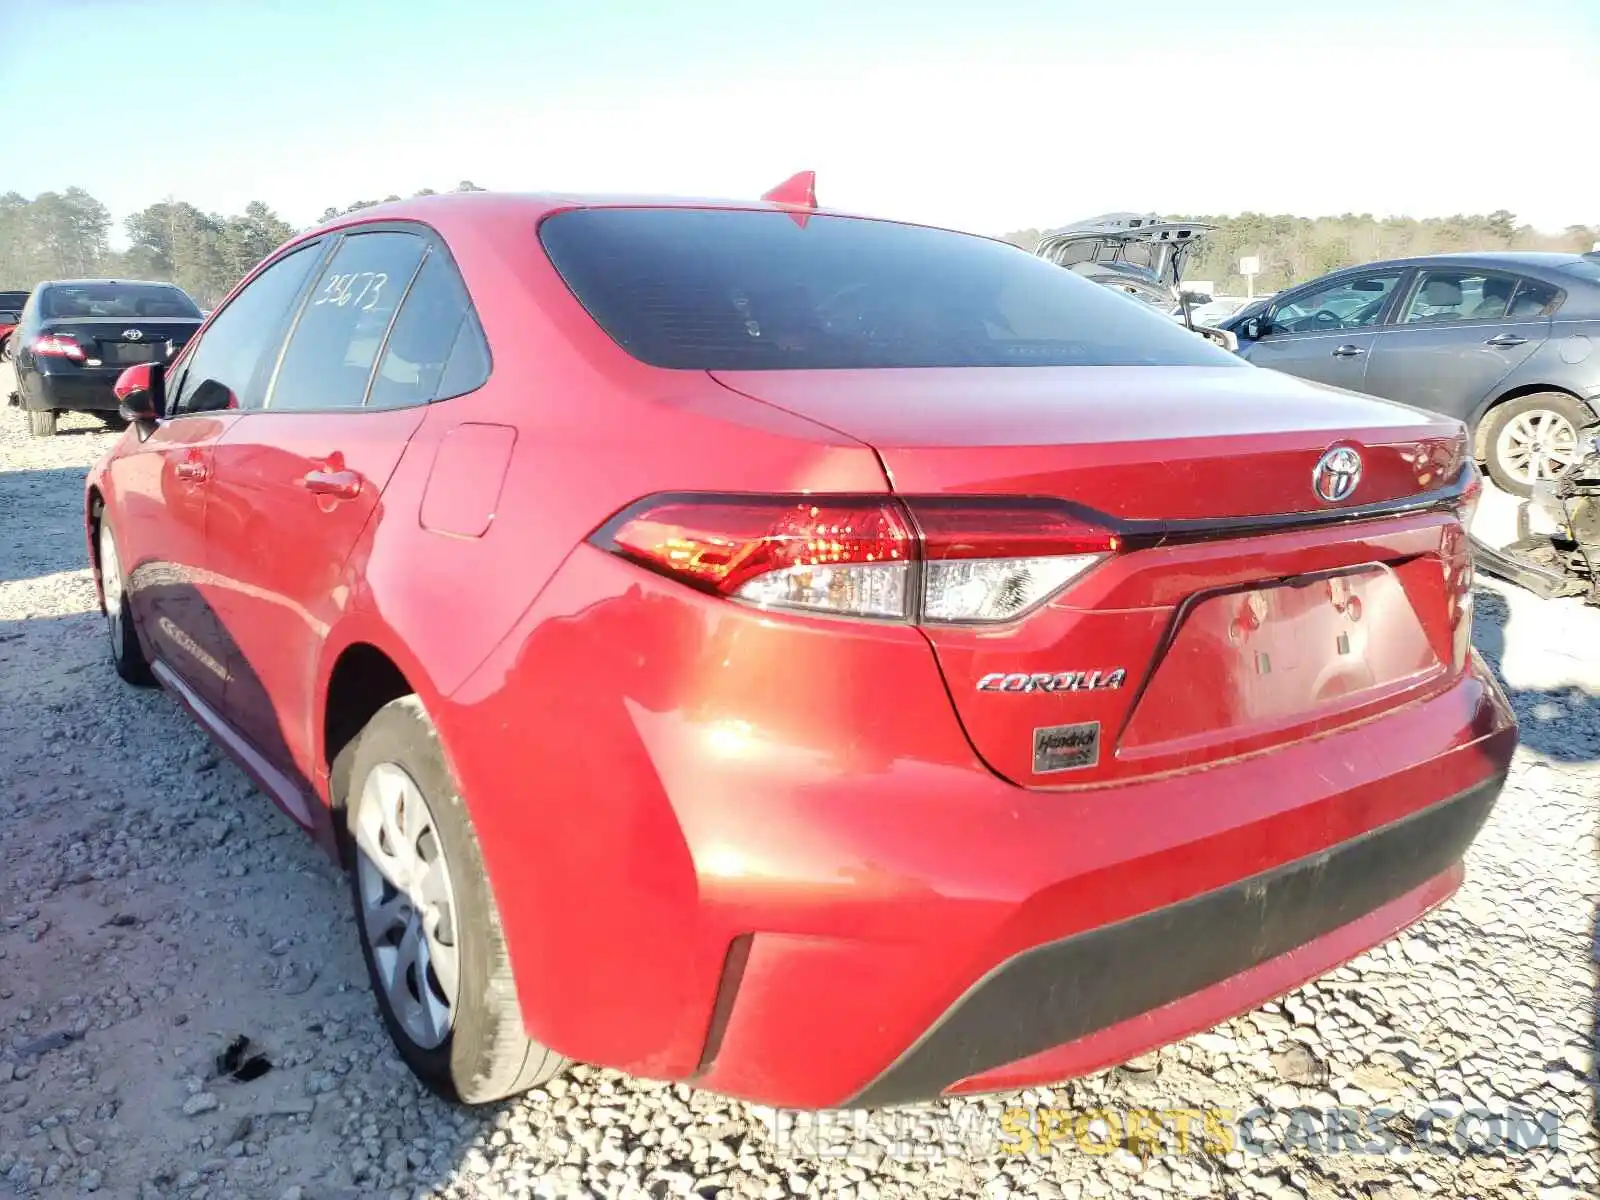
[85,183,1517,1109]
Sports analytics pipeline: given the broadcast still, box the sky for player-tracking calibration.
[4,0,1598,243]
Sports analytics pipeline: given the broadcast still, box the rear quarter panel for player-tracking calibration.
[1476,317,1600,423]
[311,208,889,796]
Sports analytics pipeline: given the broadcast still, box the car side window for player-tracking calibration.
[366,250,485,408]
[169,244,323,416]
[267,231,426,411]
[1509,277,1561,318]
[436,311,491,400]
[1267,273,1403,335]
[1401,270,1520,324]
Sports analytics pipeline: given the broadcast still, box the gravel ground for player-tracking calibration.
[0,386,1596,1200]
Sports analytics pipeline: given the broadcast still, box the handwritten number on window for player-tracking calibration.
[313,272,389,312]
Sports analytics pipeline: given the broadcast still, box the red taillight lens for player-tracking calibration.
[601,496,915,618]
[593,494,1117,623]
[1445,464,1481,670]
[33,334,85,360]
[905,498,1120,559]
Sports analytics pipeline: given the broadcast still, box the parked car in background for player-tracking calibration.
[86,187,1514,1109]
[7,279,204,436]
[0,289,29,358]
[1187,296,1263,328]
[1034,213,1214,315]
[1034,215,1238,348]
[1215,253,1600,496]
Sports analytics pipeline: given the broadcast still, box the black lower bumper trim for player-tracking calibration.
[848,773,1506,1108]
[1471,536,1589,601]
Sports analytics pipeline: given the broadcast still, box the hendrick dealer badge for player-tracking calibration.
[1033,722,1100,773]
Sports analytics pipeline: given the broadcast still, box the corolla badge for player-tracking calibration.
[1313,445,1362,503]
[977,669,1127,693]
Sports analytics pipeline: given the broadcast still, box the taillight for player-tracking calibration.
[1445,464,1482,669]
[592,494,1116,623]
[33,334,85,361]
[905,498,1117,624]
[603,496,914,619]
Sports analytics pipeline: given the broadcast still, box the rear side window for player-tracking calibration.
[1509,277,1561,318]
[436,312,491,399]
[538,209,1240,370]
[367,250,486,408]
[1400,270,1517,323]
[269,232,426,411]
[170,244,323,415]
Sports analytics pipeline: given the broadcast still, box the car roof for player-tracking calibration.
[1344,250,1595,273]
[302,190,961,247]
[314,190,839,225]
[38,278,190,289]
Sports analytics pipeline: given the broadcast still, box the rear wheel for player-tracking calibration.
[343,696,565,1103]
[98,518,154,686]
[1484,392,1590,497]
[27,409,57,437]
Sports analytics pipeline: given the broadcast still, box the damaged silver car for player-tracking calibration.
[1034,213,1236,349]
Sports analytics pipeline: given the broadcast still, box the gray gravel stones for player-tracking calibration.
[0,398,1595,1199]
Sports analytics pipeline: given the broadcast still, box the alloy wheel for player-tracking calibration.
[1495,409,1579,486]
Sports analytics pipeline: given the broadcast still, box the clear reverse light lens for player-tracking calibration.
[922,554,1102,623]
[735,561,909,618]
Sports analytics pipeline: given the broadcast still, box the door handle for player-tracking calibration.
[302,469,362,500]
[1485,333,1527,347]
[1331,344,1366,358]
[174,460,209,483]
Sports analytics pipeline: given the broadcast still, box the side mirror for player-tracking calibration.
[1197,326,1239,354]
[1243,316,1265,341]
[114,361,165,428]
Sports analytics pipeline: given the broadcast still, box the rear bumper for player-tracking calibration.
[26,369,119,412]
[442,547,1519,1110]
[848,773,1498,1107]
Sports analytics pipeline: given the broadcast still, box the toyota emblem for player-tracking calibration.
[1313,446,1363,503]
[122,329,144,341]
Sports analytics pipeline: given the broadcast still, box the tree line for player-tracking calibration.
[1001,210,1600,296]
[3,182,1595,308]
[0,181,487,308]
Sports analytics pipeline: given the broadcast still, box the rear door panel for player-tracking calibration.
[1363,317,1548,419]
[206,409,427,796]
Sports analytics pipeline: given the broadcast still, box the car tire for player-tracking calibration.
[27,409,57,437]
[1483,392,1592,498]
[341,696,566,1104]
[97,518,155,686]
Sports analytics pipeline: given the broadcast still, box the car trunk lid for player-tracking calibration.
[711,365,1478,787]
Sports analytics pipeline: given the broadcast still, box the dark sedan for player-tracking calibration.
[1217,252,1600,495]
[7,279,203,437]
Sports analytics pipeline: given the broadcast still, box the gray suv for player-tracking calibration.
[1219,252,1600,496]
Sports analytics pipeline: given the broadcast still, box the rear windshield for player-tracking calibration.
[42,282,201,320]
[538,209,1242,370]
[1558,259,1600,284]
